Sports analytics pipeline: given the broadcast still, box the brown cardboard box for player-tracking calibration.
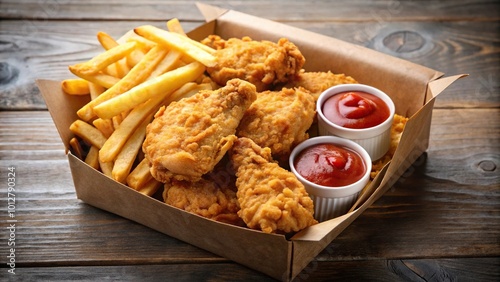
[37,3,465,281]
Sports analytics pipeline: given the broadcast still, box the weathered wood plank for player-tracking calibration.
[1,0,499,21]
[5,258,499,281]
[0,111,65,160]
[0,20,497,110]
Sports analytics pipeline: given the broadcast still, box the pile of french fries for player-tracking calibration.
[63,19,218,196]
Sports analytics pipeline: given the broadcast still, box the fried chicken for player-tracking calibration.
[230,137,317,234]
[236,87,315,164]
[371,114,408,178]
[284,71,357,101]
[143,79,257,183]
[163,178,243,226]
[202,35,305,92]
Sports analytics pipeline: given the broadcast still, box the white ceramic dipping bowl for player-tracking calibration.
[316,84,395,161]
[289,136,371,222]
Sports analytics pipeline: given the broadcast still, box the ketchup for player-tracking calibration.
[294,143,366,187]
[322,91,390,129]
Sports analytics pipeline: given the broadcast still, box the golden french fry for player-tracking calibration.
[77,45,169,121]
[121,109,131,121]
[166,18,186,35]
[88,82,105,100]
[134,25,216,67]
[69,120,107,149]
[68,71,120,89]
[97,33,132,78]
[137,177,162,196]
[98,99,159,163]
[169,31,216,55]
[146,49,183,80]
[69,137,84,160]
[93,61,205,119]
[97,31,119,50]
[126,158,153,189]
[127,36,157,51]
[99,159,114,178]
[126,49,145,68]
[125,36,156,68]
[112,118,149,183]
[85,146,100,169]
[174,83,213,101]
[104,63,119,77]
[116,60,131,78]
[92,118,114,138]
[166,82,198,101]
[70,41,137,76]
[61,79,90,95]
[112,114,123,129]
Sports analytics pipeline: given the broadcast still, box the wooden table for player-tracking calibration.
[1,0,499,281]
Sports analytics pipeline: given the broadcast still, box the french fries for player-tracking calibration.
[77,45,169,121]
[126,158,153,189]
[93,61,205,119]
[166,18,186,35]
[64,19,216,195]
[69,120,107,149]
[134,25,217,67]
[70,41,137,76]
[112,118,149,184]
[61,79,90,95]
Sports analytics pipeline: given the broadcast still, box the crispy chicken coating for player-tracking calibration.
[163,178,243,226]
[236,87,316,163]
[284,71,357,101]
[202,35,305,92]
[371,114,408,178]
[230,137,317,234]
[143,79,257,183]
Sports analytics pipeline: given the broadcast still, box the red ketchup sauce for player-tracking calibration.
[294,144,366,187]
[322,91,390,129]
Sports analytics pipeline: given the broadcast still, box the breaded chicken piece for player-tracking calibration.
[230,137,317,234]
[143,79,257,183]
[202,35,305,92]
[371,114,408,178]
[236,87,315,163]
[163,178,243,226]
[284,71,357,101]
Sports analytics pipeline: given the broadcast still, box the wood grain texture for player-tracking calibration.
[3,259,499,281]
[1,0,499,21]
[0,0,498,280]
[0,20,498,110]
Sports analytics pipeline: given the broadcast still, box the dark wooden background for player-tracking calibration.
[0,0,499,281]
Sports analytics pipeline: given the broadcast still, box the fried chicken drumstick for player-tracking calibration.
[143,79,257,183]
[230,137,317,234]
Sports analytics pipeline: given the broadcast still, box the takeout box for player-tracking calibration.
[37,3,464,281]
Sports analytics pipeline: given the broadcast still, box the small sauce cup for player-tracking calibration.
[316,84,395,160]
[289,136,371,222]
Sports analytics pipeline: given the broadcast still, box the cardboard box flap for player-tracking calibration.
[196,2,228,22]
[426,74,468,103]
[36,79,89,153]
